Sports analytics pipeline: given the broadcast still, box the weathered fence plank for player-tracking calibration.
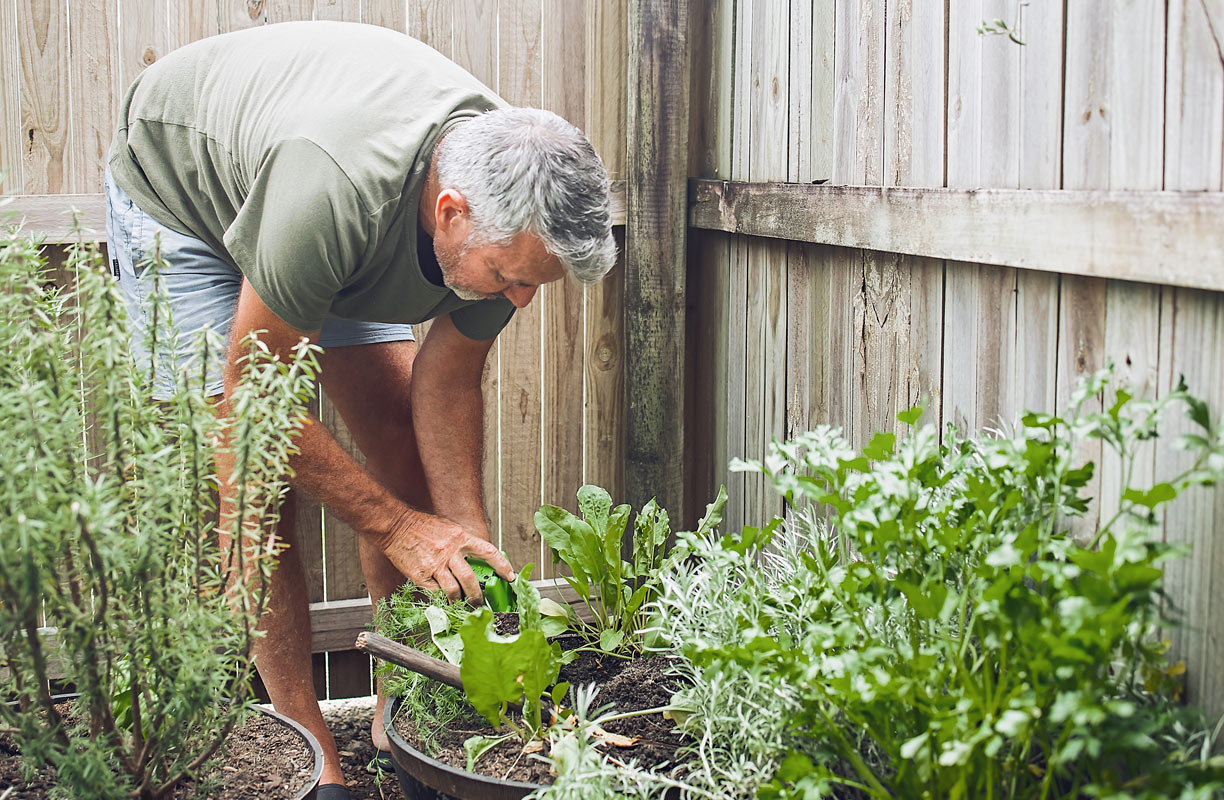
[362,0,407,31]
[541,0,588,569]
[496,0,546,569]
[0,1,20,194]
[625,0,690,517]
[743,0,788,524]
[1159,0,1224,715]
[118,0,169,103]
[17,0,70,194]
[687,181,1224,293]
[67,0,119,194]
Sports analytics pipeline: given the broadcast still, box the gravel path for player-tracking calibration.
[318,696,404,800]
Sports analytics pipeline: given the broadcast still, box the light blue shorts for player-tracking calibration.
[104,173,414,398]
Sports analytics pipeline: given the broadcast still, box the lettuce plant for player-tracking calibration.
[0,234,318,799]
[534,484,725,654]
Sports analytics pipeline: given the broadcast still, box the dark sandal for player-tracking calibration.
[316,783,352,800]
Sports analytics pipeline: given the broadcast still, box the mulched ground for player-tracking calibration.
[322,696,404,800]
[0,703,318,799]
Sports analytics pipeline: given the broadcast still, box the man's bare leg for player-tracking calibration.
[251,491,349,786]
[318,339,436,752]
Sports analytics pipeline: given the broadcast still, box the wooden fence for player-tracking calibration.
[683,0,1224,717]
[7,0,1224,719]
[2,0,628,698]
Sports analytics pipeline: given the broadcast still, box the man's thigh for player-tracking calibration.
[316,339,426,502]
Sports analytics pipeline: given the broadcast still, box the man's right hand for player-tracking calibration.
[377,509,516,605]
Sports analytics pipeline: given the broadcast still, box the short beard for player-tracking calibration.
[434,234,500,301]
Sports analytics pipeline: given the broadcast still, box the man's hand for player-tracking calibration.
[378,511,515,604]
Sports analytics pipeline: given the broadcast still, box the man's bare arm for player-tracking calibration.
[223,281,513,601]
[410,313,496,538]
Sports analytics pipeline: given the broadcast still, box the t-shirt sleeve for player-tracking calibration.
[223,138,367,332]
[449,298,516,341]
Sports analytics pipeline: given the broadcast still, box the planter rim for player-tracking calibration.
[384,694,545,798]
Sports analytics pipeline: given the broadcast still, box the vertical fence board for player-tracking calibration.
[362,0,406,31]
[1165,0,1224,191]
[878,0,944,433]
[67,0,119,194]
[319,400,367,602]
[742,0,787,524]
[1062,0,1167,541]
[721,0,751,534]
[326,649,372,699]
[118,0,168,98]
[264,0,316,23]
[168,2,221,49]
[313,0,360,22]
[540,0,586,567]
[17,0,70,194]
[831,0,888,450]
[407,0,451,52]
[785,2,834,442]
[1160,0,1224,716]
[0,0,20,193]
[450,1,500,544]
[495,0,545,568]
[582,0,626,505]
[687,0,732,519]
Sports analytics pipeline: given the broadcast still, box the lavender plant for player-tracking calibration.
[0,232,318,799]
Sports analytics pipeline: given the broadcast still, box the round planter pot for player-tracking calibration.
[385,696,544,800]
[2,697,323,799]
[261,704,326,800]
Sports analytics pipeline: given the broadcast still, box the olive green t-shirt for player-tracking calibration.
[107,20,515,340]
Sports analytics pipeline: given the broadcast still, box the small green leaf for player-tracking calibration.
[463,733,513,772]
[897,405,924,426]
[863,432,896,460]
[1122,483,1177,510]
[599,629,625,652]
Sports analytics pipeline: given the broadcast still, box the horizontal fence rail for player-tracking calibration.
[689,180,1224,292]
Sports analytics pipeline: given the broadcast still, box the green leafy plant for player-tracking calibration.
[647,367,1224,799]
[534,484,726,654]
[0,233,318,799]
[377,564,570,768]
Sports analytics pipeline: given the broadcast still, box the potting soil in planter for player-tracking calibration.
[393,647,689,785]
[0,701,316,799]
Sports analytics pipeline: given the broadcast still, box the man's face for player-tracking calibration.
[435,231,566,309]
[432,192,567,308]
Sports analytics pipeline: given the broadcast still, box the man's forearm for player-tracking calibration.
[282,413,420,544]
[411,370,488,533]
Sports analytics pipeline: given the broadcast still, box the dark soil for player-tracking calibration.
[392,646,690,787]
[0,703,315,799]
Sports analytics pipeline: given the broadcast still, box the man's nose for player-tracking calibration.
[503,285,539,308]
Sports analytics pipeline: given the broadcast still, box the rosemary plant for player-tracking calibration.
[0,232,318,799]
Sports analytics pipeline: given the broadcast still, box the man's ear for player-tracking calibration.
[435,189,470,237]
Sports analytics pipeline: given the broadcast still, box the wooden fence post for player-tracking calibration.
[626,0,691,518]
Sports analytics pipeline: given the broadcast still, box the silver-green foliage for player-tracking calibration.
[679,369,1224,799]
[0,233,318,799]
[540,368,1224,799]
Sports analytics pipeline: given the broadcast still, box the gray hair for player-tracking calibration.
[435,107,616,284]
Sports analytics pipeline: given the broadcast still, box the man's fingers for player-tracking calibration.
[450,555,484,606]
[464,536,516,582]
[434,569,462,602]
